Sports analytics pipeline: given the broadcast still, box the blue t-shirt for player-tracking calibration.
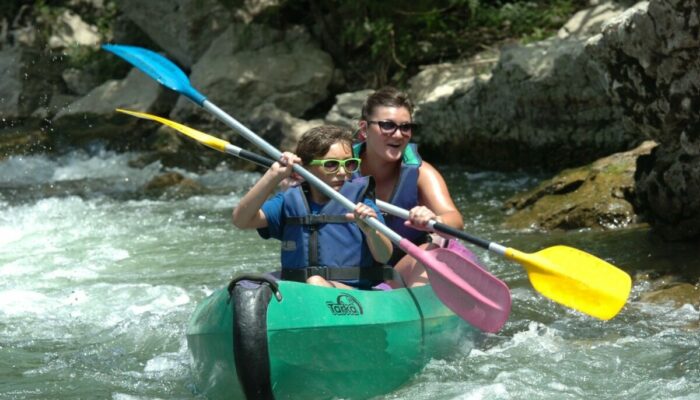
[257,192,384,240]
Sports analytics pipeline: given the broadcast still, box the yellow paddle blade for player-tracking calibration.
[505,245,631,320]
[116,108,229,152]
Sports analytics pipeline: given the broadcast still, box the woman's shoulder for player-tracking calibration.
[417,160,450,191]
[418,160,441,178]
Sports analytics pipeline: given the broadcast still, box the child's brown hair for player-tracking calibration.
[295,125,353,165]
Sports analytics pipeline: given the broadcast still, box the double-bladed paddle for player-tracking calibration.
[381,202,632,320]
[116,109,631,321]
[105,44,512,333]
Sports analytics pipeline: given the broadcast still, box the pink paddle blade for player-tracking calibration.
[446,238,479,263]
[400,239,511,333]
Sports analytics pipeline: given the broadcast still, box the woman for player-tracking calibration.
[233,125,392,289]
[354,86,464,287]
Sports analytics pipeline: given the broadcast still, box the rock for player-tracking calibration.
[146,124,232,171]
[639,282,700,308]
[412,20,636,170]
[248,102,324,151]
[117,0,231,68]
[0,125,50,160]
[634,144,700,240]
[0,47,68,157]
[0,47,64,120]
[170,24,334,123]
[233,0,282,23]
[62,68,101,96]
[408,50,499,103]
[588,0,700,241]
[51,68,177,151]
[143,171,205,198]
[47,10,101,49]
[0,47,25,119]
[503,140,656,230]
[324,89,373,129]
[557,1,626,39]
[30,93,78,119]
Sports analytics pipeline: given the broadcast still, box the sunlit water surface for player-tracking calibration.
[0,150,698,399]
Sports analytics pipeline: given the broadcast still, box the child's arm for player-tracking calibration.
[232,152,300,229]
[351,203,393,264]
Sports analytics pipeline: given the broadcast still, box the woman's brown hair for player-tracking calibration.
[360,86,414,121]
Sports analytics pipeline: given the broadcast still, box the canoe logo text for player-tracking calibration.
[326,293,363,316]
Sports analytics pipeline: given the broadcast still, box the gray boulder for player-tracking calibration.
[0,46,68,157]
[170,24,334,124]
[116,0,231,68]
[47,10,101,49]
[408,2,635,171]
[0,47,25,120]
[324,89,373,129]
[51,68,177,151]
[247,103,324,152]
[588,0,700,240]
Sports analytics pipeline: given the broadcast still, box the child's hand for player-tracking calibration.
[271,152,301,180]
[346,202,378,232]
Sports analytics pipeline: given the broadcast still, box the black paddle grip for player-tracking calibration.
[238,149,274,168]
[433,222,490,250]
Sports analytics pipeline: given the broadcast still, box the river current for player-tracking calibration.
[1,149,698,399]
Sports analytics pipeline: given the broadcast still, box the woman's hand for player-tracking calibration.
[404,205,438,231]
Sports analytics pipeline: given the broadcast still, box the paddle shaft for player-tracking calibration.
[375,202,506,255]
[224,144,274,169]
[203,101,403,244]
[221,140,492,250]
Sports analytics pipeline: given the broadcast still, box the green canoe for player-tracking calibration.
[186,274,474,399]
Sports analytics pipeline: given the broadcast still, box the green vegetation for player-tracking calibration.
[257,0,590,88]
[1,0,126,82]
[1,0,589,90]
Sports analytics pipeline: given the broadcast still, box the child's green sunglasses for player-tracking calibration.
[308,158,362,174]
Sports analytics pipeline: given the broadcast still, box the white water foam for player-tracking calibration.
[0,150,160,186]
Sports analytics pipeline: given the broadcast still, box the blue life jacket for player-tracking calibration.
[353,142,428,255]
[279,177,389,286]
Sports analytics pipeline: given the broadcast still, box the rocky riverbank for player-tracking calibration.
[1,0,699,245]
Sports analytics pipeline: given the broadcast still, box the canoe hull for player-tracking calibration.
[187,277,473,399]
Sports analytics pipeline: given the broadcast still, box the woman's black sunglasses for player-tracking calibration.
[367,120,417,135]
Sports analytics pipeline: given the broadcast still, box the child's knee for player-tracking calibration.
[306,275,329,287]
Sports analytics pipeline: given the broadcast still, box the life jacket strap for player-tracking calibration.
[286,215,348,225]
[281,266,394,283]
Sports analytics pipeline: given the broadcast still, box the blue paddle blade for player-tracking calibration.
[102,44,207,105]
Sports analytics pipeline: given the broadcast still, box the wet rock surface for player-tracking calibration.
[589,0,700,241]
[503,141,655,231]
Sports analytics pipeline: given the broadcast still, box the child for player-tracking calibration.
[232,125,392,289]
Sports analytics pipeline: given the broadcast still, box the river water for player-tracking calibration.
[1,149,698,399]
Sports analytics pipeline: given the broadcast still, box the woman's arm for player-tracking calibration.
[410,161,464,230]
[232,153,299,229]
